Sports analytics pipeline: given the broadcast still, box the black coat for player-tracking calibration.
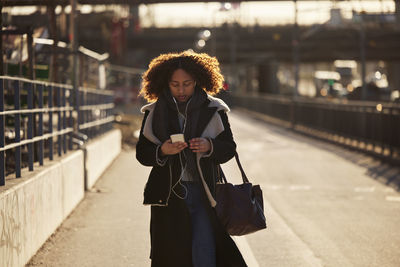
[136,96,247,267]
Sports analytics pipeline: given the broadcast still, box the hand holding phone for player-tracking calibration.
[170,134,185,143]
[161,134,187,155]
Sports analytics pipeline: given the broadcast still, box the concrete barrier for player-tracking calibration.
[0,151,85,267]
[85,129,122,189]
[0,128,122,266]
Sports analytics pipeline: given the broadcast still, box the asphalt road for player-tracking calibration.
[28,110,400,267]
[228,111,400,267]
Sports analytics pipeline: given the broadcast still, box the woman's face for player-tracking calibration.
[169,69,196,103]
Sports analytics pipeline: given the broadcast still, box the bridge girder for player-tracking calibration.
[3,0,355,7]
[108,25,400,65]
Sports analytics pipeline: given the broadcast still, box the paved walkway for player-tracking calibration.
[27,149,151,266]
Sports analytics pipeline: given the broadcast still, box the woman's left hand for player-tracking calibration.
[189,138,211,153]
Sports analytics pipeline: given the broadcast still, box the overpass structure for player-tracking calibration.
[119,25,400,64]
[2,0,376,5]
[3,0,400,64]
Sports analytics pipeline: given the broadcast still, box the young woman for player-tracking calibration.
[136,51,247,267]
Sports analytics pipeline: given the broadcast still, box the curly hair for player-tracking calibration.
[139,51,225,102]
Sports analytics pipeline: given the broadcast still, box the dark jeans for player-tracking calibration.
[183,182,216,267]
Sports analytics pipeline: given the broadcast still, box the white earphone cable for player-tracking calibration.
[171,96,192,199]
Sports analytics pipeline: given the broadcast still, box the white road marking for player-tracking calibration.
[262,200,324,266]
[289,185,311,191]
[386,196,400,202]
[384,188,395,193]
[264,184,283,190]
[262,135,288,146]
[354,187,375,193]
[233,236,260,267]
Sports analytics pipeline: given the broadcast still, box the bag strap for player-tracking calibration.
[234,152,250,183]
[217,165,227,183]
[217,152,250,184]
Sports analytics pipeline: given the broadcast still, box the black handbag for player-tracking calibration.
[215,152,267,236]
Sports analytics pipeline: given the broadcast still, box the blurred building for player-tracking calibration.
[2,1,400,102]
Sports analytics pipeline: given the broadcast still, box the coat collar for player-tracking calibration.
[141,94,229,114]
[195,102,217,137]
[141,94,229,144]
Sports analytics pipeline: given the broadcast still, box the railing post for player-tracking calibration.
[290,99,296,129]
[62,87,67,154]
[57,86,62,156]
[68,88,73,150]
[108,94,113,132]
[77,86,81,135]
[0,78,5,185]
[371,107,376,152]
[380,106,384,155]
[104,95,107,133]
[14,80,21,178]
[71,0,80,142]
[48,84,53,160]
[389,106,394,158]
[27,81,34,171]
[38,83,44,165]
[80,88,84,136]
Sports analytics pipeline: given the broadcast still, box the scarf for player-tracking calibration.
[152,87,208,181]
[152,86,207,142]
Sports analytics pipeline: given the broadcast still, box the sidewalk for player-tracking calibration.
[27,149,151,266]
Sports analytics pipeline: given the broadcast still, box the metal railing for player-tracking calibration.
[230,93,400,163]
[78,86,115,139]
[0,76,115,186]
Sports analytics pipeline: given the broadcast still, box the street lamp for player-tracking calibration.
[198,30,211,40]
[195,29,211,51]
[196,39,206,50]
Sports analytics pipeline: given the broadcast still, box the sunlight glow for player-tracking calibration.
[138,1,395,28]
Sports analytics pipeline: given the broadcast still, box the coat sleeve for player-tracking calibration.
[206,110,237,164]
[136,111,168,167]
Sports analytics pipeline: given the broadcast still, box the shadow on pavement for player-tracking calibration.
[234,108,400,191]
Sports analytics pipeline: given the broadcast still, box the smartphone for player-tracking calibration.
[170,134,185,143]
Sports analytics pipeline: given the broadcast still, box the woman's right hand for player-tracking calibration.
[160,139,188,156]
